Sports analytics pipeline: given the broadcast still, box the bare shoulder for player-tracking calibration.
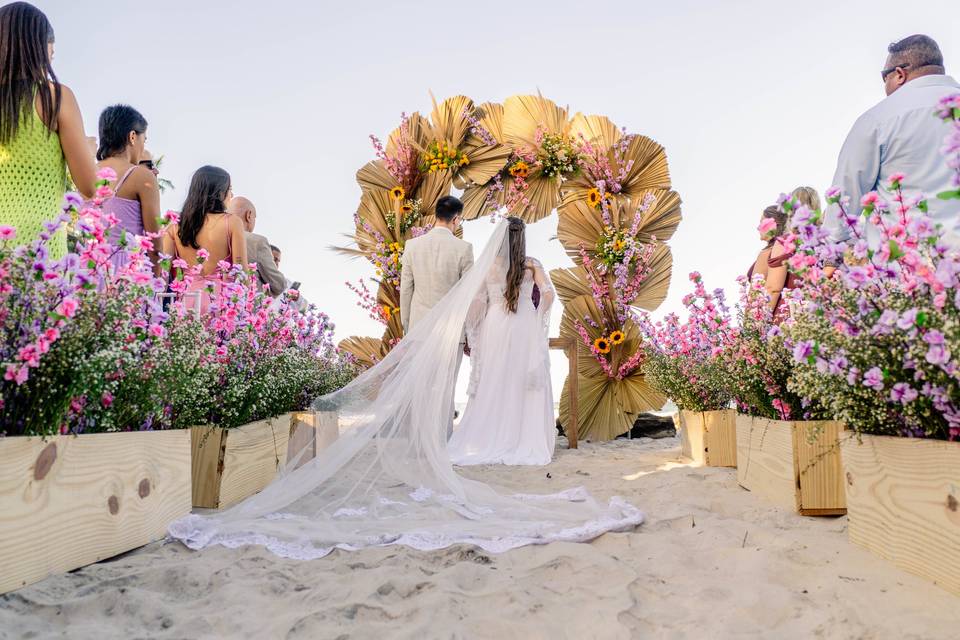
[525,256,542,269]
[131,164,159,189]
[226,213,246,233]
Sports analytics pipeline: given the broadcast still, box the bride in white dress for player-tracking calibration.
[450,217,556,465]
[168,218,643,560]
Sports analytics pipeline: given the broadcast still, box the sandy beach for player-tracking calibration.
[2,436,958,639]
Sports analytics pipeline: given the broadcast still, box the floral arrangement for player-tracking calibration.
[638,273,735,412]
[776,94,960,440]
[422,140,469,174]
[725,273,811,420]
[536,130,581,178]
[1,173,353,436]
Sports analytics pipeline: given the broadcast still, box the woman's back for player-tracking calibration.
[0,104,67,256]
[164,212,244,276]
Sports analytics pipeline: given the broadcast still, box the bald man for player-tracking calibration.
[227,196,289,298]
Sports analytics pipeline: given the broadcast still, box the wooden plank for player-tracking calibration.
[678,410,706,465]
[217,414,292,509]
[315,411,340,452]
[549,336,578,449]
[736,415,796,506]
[287,413,317,470]
[792,420,846,515]
[190,426,225,508]
[841,432,960,597]
[679,409,736,467]
[0,430,191,594]
[705,410,737,467]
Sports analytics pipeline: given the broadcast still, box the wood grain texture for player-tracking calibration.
[0,430,191,594]
[792,420,846,514]
[737,415,845,516]
[191,414,293,509]
[841,432,960,596]
[679,410,736,467]
[736,415,797,507]
[217,414,292,510]
[287,413,317,470]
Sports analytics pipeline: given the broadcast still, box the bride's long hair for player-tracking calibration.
[504,216,527,313]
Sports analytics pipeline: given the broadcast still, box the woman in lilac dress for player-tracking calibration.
[96,105,160,270]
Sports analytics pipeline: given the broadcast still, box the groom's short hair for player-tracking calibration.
[887,35,944,72]
[435,196,464,221]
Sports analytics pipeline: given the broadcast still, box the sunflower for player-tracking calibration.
[509,160,530,179]
[594,337,611,354]
[390,186,405,200]
[587,188,602,208]
[609,330,625,345]
[401,204,413,214]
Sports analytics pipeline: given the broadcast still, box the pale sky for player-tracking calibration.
[38,0,956,400]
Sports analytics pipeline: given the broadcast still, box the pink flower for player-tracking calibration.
[101,392,114,408]
[758,217,778,238]
[148,324,164,338]
[196,248,210,262]
[58,297,79,319]
[861,192,880,207]
[0,225,15,240]
[161,210,180,224]
[96,167,117,181]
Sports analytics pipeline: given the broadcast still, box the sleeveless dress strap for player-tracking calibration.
[113,165,139,193]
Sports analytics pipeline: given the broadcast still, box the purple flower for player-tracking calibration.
[926,344,951,366]
[793,340,814,362]
[766,326,782,339]
[890,383,918,404]
[846,367,861,386]
[863,367,885,391]
[897,308,919,330]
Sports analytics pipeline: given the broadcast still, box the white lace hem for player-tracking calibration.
[167,494,644,561]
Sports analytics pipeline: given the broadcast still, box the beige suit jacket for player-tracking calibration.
[399,227,474,331]
[245,232,287,297]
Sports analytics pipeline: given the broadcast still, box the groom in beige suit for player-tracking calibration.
[399,196,474,332]
[400,196,473,438]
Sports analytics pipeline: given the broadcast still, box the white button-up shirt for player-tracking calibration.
[825,74,960,250]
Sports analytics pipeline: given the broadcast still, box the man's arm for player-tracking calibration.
[400,245,414,332]
[460,243,475,278]
[824,113,882,251]
[253,235,287,297]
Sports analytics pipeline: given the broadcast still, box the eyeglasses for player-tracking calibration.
[881,63,910,81]
[139,159,155,170]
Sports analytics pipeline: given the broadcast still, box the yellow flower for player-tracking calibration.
[594,337,611,354]
[587,188,602,208]
[441,162,448,169]
[390,186,405,200]
[448,148,456,158]
[613,240,625,251]
[509,161,529,178]
[459,155,470,166]
[382,305,392,318]
[401,204,413,214]
[609,330,625,345]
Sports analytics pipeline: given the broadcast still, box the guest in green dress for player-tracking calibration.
[0,2,96,259]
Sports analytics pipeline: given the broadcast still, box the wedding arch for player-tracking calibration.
[336,94,682,441]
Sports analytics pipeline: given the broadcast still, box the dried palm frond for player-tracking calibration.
[562,134,672,207]
[377,281,404,344]
[556,296,665,440]
[387,112,430,157]
[428,94,474,148]
[569,113,622,150]
[503,94,571,150]
[550,266,592,305]
[338,336,389,371]
[557,193,681,261]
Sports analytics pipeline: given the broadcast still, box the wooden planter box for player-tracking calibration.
[841,432,960,597]
[736,414,846,516]
[286,411,339,469]
[0,430,191,594]
[190,413,293,509]
[676,409,737,467]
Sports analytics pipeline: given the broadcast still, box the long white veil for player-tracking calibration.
[168,220,644,559]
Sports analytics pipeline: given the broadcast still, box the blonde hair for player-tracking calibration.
[791,186,821,211]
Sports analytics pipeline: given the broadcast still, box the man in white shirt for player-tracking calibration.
[825,34,960,256]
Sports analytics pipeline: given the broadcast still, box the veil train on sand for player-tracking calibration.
[168,220,645,559]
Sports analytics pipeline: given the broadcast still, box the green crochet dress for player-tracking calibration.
[0,106,67,259]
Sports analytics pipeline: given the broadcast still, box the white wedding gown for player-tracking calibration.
[168,220,644,560]
[449,258,556,465]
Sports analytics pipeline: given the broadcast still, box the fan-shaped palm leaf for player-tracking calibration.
[569,113,622,149]
[339,336,389,370]
[503,94,571,150]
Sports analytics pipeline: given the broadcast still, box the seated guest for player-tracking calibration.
[160,166,246,313]
[227,196,292,298]
[0,2,97,259]
[95,104,160,268]
[268,243,308,310]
